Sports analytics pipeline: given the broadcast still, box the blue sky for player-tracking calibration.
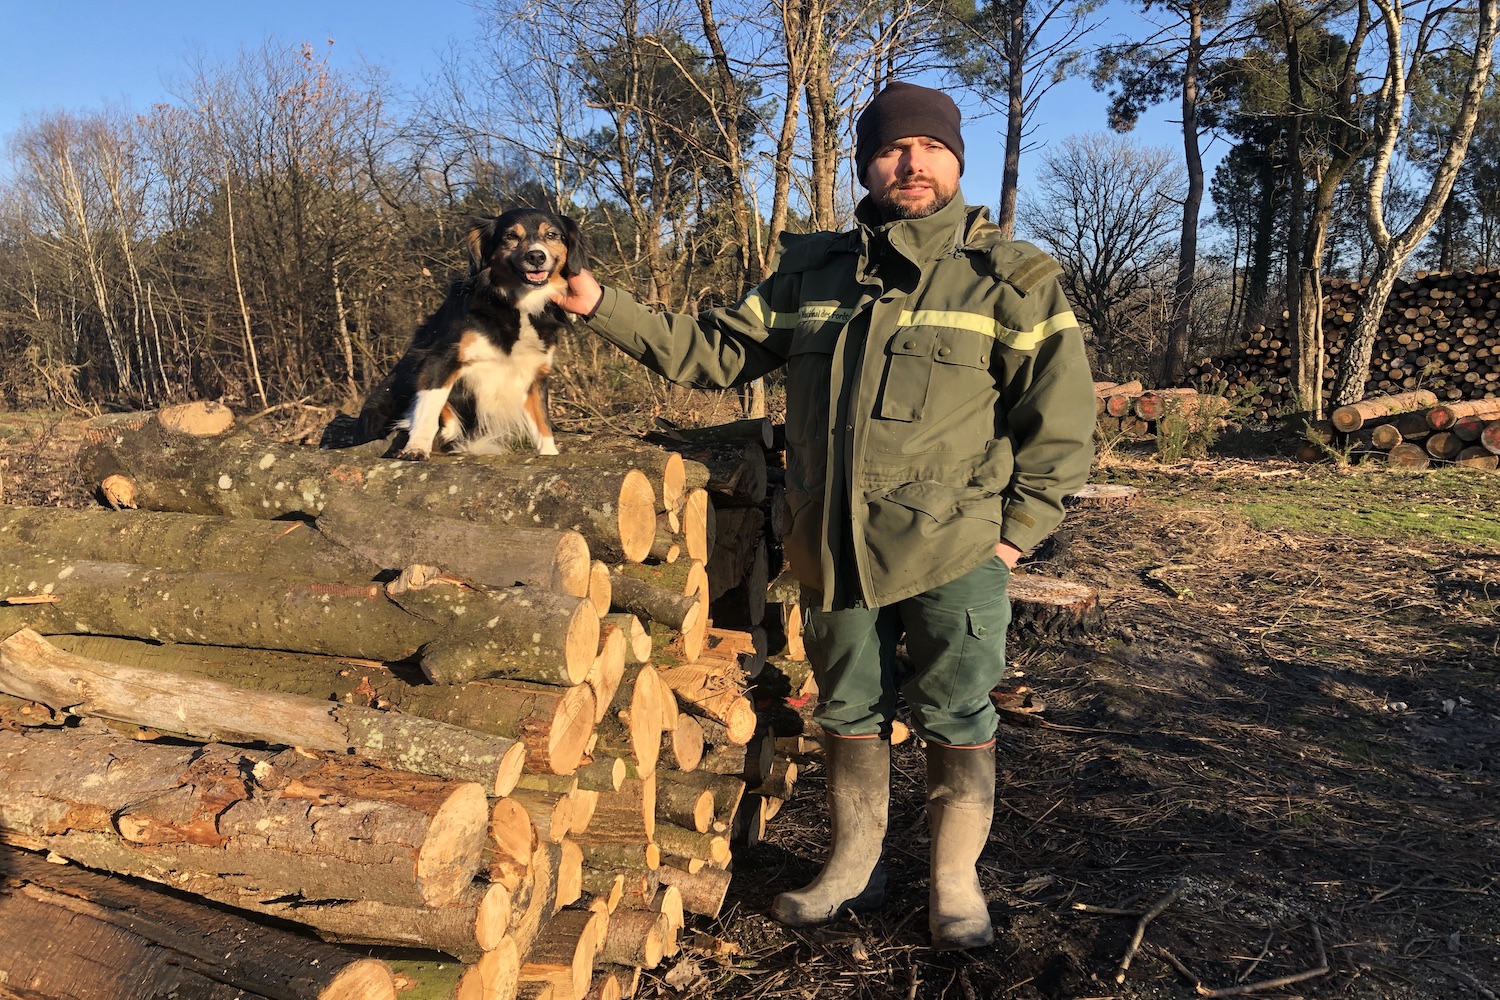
[0,0,1201,212]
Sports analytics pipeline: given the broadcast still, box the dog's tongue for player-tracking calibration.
[525,271,549,284]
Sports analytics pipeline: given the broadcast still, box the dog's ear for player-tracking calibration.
[465,216,497,273]
[559,215,587,278]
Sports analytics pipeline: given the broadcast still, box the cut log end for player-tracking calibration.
[495,740,529,797]
[617,469,658,563]
[564,601,604,686]
[587,561,613,616]
[414,781,491,907]
[556,531,594,599]
[99,474,137,510]
[156,399,236,438]
[545,683,598,776]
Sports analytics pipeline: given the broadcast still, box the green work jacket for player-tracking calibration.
[586,194,1097,610]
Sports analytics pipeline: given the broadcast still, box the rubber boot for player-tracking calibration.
[771,734,890,926]
[926,741,996,950]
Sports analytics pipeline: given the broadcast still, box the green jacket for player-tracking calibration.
[586,194,1096,610]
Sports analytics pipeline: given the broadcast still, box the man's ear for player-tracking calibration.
[560,215,587,278]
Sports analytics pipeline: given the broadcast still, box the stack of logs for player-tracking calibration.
[1187,267,1500,421]
[1299,390,1500,469]
[1094,380,1230,441]
[0,402,806,1000]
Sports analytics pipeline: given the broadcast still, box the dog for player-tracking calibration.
[358,207,585,458]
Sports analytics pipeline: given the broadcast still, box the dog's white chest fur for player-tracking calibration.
[451,320,556,453]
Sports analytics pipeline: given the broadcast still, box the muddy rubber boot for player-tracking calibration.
[771,734,890,926]
[926,741,997,950]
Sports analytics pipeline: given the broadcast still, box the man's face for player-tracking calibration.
[865,136,961,219]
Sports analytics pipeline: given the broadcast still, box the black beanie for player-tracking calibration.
[854,82,965,186]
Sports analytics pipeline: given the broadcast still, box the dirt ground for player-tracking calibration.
[2,412,1497,999]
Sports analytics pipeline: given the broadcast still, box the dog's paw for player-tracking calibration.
[393,448,431,462]
[538,439,560,456]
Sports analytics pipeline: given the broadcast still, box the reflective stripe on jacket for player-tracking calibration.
[586,194,1096,610]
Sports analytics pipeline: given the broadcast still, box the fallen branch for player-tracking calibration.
[1196,924,1328,998]
[1116,888,1181,983]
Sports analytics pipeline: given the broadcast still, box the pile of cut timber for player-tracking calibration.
[0,402,805,1000]
[1298,391,1500,469]
[1094,381,1230,441]
[0,401,1100,999]
[1188,268,1500,421]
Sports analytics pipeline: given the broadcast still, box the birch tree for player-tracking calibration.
[1330,0,1499,404]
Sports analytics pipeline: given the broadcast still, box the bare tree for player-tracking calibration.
[1330,0,1499,404]
[1019,133,1185,376]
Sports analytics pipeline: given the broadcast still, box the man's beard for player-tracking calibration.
[873,179,957,220]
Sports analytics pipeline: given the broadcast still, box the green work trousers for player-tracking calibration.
[803,558,1011,747]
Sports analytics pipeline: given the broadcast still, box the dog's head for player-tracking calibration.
[467,207,585,296]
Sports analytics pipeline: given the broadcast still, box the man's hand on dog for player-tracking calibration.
[553,269,605,318]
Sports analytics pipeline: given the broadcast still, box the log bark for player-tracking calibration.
[247,882,513,960]
[77,427,658,564]
[598,909,670,970]
[652,822,730,868]
[1425,397,1500,430]
[0,847,396,1000]
[655,865,732,919]
[390,583,600,687]
[0,505,377,583]
[0,556,598,688]
[572,776,656,846]
[0,724,490,909]
[667,418,773,449]
[607,567,704,636]
[315,493,592,597]
[518,908,605,1000]
[0,556,433,661]
[1131,388,1199,421]
[655,776,715,833]
[0,628,526,794]
[1095,379,1143,399]
[1330,390,1440,431]
[36,635,595,776]
[525,437,688,517]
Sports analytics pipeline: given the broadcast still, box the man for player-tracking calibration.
[554,81,1096,950]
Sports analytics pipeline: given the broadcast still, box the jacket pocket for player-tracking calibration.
[878,480,1005,528]
[878,330,934,421]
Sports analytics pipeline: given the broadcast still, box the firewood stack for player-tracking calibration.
[1187,267,1500,421]
[1297,391,1500,469]
[1094,381,1230,440]
[0,402,805,1000]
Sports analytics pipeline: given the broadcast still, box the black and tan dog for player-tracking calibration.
[359,207,584,458]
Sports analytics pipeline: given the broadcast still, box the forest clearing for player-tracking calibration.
[0,406,1494,1000]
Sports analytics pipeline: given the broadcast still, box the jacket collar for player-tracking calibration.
[853,191,971,265]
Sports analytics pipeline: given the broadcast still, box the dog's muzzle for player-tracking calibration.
[518,248,554,284]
